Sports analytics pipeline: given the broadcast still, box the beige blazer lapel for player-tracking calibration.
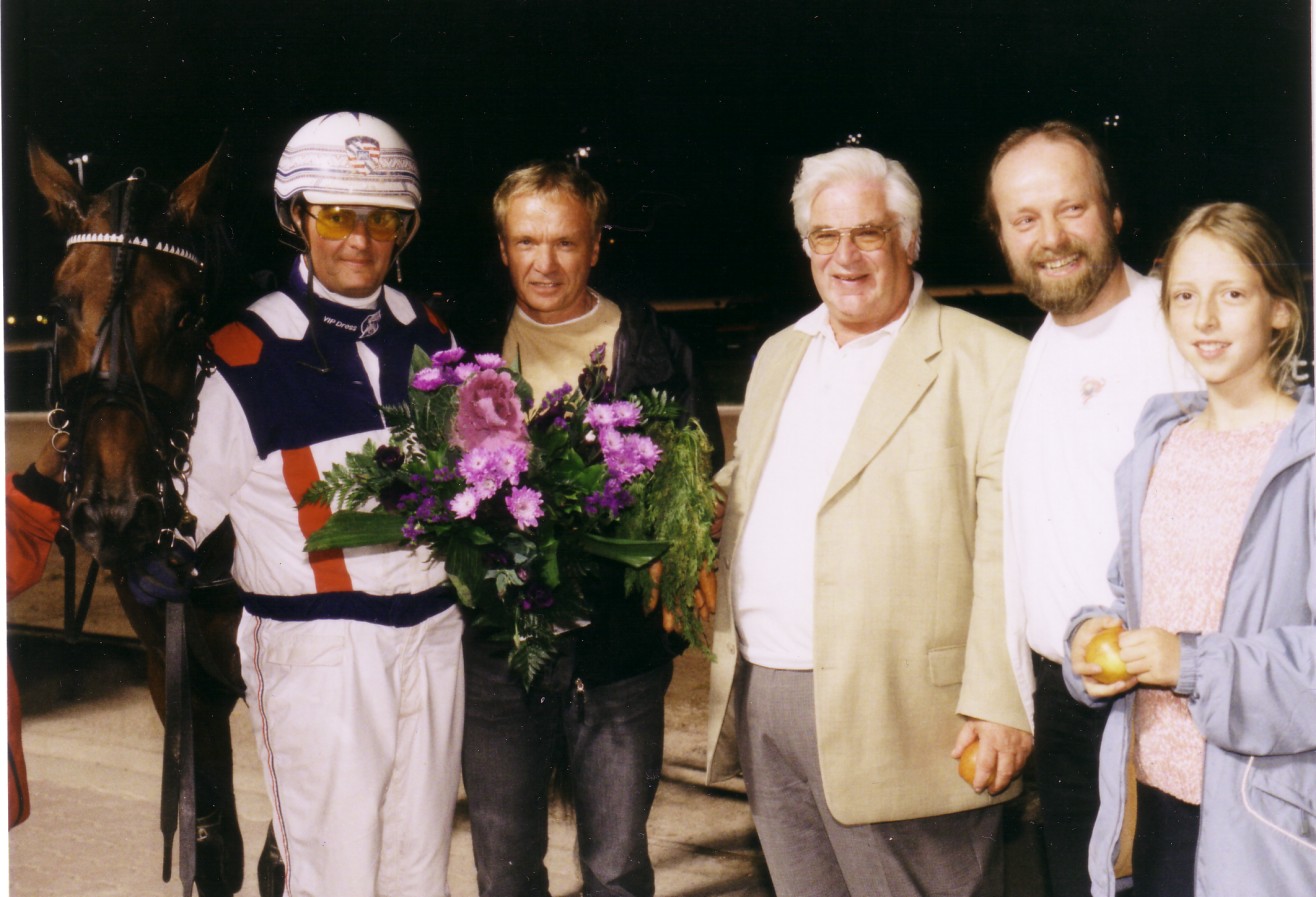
[822,295,941,506]
[735,329,812,500]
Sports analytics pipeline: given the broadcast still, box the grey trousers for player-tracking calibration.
[735,662,1004,897]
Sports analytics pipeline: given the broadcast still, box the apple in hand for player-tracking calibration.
[958,740,979,786]
[1085,626,1128,684]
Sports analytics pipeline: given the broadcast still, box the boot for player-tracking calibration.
[194,811,235,897]
[257,822,286,897]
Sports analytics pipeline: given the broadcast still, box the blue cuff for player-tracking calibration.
[1174,631,1201,698]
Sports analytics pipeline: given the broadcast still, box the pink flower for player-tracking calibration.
[474,353,504,369]
[454,362,481,382]
[453,369,529,452]
[449,489,480,519]
[506,487,544,530]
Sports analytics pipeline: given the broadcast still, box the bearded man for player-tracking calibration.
[986,121,1197,897]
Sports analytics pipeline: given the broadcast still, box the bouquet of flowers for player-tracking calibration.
[301,344,719,686]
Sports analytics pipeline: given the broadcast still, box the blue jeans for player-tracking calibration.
[461,633,672,897]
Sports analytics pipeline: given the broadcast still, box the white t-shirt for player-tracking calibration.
[1003,266,1199,718]
[733,280,920,670]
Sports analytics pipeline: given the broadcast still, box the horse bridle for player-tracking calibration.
[46,169,211,549]
[44,168,219,896]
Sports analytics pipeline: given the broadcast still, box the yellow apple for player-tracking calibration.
[1085,626,1128,684]
[958,740,979,786]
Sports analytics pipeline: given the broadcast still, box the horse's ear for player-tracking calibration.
[28,139,87,232]
[170,136,229,227]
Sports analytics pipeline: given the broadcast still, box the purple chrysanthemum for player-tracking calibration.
[474,353,504,369]
[411,366,448,392]
[601,432,661,483]
[431,347,465,366]
[449,489,480,519]
[506,486,544,530]
[585,400,642,430]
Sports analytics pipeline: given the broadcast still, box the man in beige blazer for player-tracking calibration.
[706,146,1032,897]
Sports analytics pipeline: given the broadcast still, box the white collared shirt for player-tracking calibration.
[734,276,922,669]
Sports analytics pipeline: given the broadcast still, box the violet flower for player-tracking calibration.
[411,366,449,392]
[449,489,480,519]
[506,486,545,530]
[431,347,465,366]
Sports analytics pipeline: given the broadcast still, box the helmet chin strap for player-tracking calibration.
[292,216,333,374]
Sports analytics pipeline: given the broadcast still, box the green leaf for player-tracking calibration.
[305,511,405,551]
[446,537,485,607]
[580,533,668,568]
[411,344,432,374]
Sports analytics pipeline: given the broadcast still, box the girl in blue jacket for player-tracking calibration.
[1066,202,1314,897]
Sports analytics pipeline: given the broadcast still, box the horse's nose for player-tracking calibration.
[68,493,163,571]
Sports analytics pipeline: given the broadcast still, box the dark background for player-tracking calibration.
[4,0,1311,404]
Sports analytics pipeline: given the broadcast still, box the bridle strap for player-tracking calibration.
[66,232,203,270]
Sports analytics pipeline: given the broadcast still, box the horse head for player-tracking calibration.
[30,140,225,570]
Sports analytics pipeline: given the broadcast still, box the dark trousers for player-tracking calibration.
[1133,782,1199,897]
[1032,653,1112,897]
[461,633,672,897]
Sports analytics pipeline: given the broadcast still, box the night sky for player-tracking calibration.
[3,0,1311,340]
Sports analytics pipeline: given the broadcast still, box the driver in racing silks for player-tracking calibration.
[183,112,464,897]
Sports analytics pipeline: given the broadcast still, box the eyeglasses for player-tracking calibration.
[305,205,411,242]
[805,224,898,254]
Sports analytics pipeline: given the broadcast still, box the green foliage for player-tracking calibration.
[618,402,718,654]
[304,510,406,550]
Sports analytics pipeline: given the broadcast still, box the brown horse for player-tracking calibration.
[29,141,250,897]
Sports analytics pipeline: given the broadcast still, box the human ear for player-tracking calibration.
[1270,298,1295,331]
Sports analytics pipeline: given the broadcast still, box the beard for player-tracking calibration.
[1006,225,1121,318]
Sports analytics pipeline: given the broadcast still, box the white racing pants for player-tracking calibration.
[238,605,464,897]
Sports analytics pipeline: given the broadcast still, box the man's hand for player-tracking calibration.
[709,485,726,541]
[1120,626,1182,689]
[951,719,1033,795]
[123,542,196,607]
[1070,615,1137,699]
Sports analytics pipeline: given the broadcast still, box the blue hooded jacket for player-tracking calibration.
[1064,387,1315,897]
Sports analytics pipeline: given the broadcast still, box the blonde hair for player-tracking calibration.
[492,161,607,237]
[1160,202,1307,394]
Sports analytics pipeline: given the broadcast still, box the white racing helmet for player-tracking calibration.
[274,112,422,250]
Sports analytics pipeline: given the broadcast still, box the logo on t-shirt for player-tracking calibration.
[1080,376,1106,404]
